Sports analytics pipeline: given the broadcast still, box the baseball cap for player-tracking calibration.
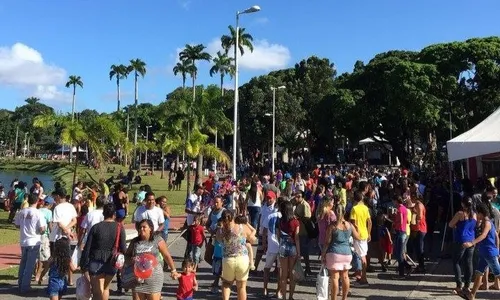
[115,209,126,219]
[44,196,55,205]
[265,191,276,200]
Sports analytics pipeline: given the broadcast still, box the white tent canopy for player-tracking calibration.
[447,106,500,161]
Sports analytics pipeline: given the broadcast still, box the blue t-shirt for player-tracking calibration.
[478,220,499,257]
[213,240,223,258]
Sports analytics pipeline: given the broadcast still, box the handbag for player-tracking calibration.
[111,223,125,270]
[204,237,214,266]
[316,265,329,300]
[304,218,319,239]
[75,275,92,300]
[120,265,139,290]
[293,260,305,282]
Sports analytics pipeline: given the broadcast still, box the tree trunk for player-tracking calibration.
[160,151,165,179]
[72,146,79,189]
[117,78,121,112]
[195,154,203,186]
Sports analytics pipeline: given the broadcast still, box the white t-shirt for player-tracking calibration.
[49,202,77,242]
[133,206,165,231]
[264,211,282,254]
[247,192,261,207]
[295,179,306,192]
[260,203,277,234]
[15,207,46,247]
[81,209,104,230]
[185,193,202,226]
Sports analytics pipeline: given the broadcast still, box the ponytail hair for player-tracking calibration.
[334,204,346,227]
[461,196,474,218]
[481,193,494,219]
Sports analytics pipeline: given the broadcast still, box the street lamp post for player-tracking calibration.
[145,125,152,166]
[270,85,285,173]
[23,132,28,158]
[232,5,261,180]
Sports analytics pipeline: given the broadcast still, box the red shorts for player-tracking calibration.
[380,236,393,255]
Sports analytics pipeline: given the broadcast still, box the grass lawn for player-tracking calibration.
[0,266,18,284]
[0,164,196,246]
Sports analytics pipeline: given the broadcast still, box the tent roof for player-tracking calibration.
[359,136,388,145]
[447,106,500,161]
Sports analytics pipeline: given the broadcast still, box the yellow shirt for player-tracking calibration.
[350,202,370,240]
[21,200,29,209]
[339,188,347,207]
[406,208,412,236]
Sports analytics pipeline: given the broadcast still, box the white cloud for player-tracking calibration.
[33,85,71,104]
[178,0,191,10]
[206,38,291,71]
[0,42,68,102]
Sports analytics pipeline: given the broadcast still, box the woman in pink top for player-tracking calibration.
[316,196,336,250]
[392,195,408,278]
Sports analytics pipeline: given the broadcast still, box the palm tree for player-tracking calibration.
[178,44,211,195]
[24,97,41,105]
[220,26,254,164]
[173,59,194,89]
[109,64,130,112]
[128,59,147,169]
[65,75,83,163]
[65,75,83,121]
[34,113,122,188]
[221,25,254,57]
[209,51,234,97]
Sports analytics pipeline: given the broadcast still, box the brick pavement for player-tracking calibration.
[2,232,499,300]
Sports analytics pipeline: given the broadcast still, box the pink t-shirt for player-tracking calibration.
[318,210,337,246]
[394,204,408,232]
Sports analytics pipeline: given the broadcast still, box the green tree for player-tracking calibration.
[34,113,123,187]
[65,75,83,120]
[173,59,194,89]
[178,44,212,194]
[109,64,131,112]
[221,25,254,56]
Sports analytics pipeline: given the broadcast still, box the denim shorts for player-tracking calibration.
[88,260,117,276]
[47,277,67,297]
[279,238,297,258]
[189,245,202,263]
[476,255,500,276]
[212,257,222,276]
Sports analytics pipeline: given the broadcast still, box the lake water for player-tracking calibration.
[0,170,54,190]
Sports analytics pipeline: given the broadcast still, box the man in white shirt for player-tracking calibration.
[78,195,105,249]
[185,185,204,226]
[133,192,165,232]
[262,192,281,297]
[15,194,47,294]
[49,191,77,247]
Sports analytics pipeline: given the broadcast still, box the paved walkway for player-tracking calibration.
[1,232,500,299]
[0,216,186,270]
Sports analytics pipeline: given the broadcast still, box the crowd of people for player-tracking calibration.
[8,163,500,300]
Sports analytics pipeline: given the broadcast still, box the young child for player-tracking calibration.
[188,215,205,270]
[47,237,78,300]
[174,258,198,300]
[234,215,256,270]
[210,219,224,294]
[377,212,393,272]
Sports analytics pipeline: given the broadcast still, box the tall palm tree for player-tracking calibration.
[220,25,254,57]
[109,64,130,112]
[65,75,83,163]
[220,26,254,164]
[178,44,211,195]
[173,59,193,89]
[128,59,147,169]
[65,75,83,121]
[209,51,234,170]
[209,51,234,97]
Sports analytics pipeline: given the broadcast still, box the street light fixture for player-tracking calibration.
[270,85,285,173]
[232,4,261,180]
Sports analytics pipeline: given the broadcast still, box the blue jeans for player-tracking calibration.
[247,206,261,230]
[452,242,474,289]
[18,245,40,293]
[476,254,500,276]
[394,231,407,276]
[413,231,426,268]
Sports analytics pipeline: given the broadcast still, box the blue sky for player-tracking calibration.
[1,0,499,112]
